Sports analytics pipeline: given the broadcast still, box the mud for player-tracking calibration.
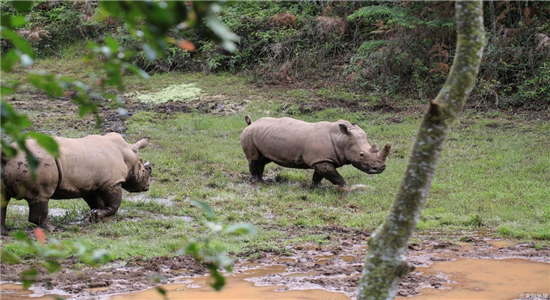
[1,231,549,300]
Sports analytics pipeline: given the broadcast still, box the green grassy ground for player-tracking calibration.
[2,68,549,261]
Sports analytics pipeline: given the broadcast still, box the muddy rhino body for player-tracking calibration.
[1,133,152,235]
[240,116,391,187]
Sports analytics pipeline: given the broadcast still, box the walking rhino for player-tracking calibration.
[240,116,391,187]
[1,133,152,235]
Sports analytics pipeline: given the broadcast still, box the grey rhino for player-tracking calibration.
[1,133,152,235]
[240,116,391,187]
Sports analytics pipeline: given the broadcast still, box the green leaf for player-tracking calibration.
[190,199,216,220]
[11,1,34,12]
[1,28,34,57]
[104,36,120,53]
[21,268,39,289]
[12,230,30,243]
[184,242,199,256]
[92,249,111,264]
[156,286,167,297]
[0,15,28,28]
[21,145,40,176]
[27,132,59,157]
[1,49,18,72]
[207,265,226,291]
[1,141,17,158]
[43,259,61,274]
[125,64,150,79]
[222,223,257,236]
[1,251,21,264]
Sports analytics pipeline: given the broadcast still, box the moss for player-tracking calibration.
[136,83,202,104]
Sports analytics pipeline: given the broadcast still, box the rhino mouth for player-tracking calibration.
[366,166,386,174]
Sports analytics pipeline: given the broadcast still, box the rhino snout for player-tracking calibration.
[367,165,386,174]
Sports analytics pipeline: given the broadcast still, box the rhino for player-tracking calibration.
[240,116,391,187]
[1,133,152,235]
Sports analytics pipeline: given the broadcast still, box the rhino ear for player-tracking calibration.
[133,137,150,151]
[339,124,353,137]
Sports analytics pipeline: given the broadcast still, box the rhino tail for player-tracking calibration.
[245,115,253,126]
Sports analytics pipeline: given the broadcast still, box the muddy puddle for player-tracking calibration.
[409,258,550,300]
[1,238,549,300]
[110,265,350,300]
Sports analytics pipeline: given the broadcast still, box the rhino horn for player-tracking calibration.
[144,161,150,167]
[133,137,150,151]
[379,143,391,160]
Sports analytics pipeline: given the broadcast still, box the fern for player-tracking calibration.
[358,40,389,53]
[347,5,420,29]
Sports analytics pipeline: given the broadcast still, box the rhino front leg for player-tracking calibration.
[91,184,122,220]
[83,194,105,211]
[28,198,55,232]
[312,162,347,187]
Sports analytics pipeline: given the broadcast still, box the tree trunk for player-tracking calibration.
[357,2,485,300]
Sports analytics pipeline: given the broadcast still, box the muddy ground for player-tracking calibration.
[1,227,549,299]
[2,92,549,299]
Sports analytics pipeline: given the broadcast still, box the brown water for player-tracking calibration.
[410,258,550,300]
[0,283,65,300]
[2,255,549,300]
[110,265,350,300]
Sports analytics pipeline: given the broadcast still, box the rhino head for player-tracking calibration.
[339,123,391,174]
[122,137,153,192]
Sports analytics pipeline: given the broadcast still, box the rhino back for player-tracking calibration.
[245,117,346,168]
[53,134,130,197]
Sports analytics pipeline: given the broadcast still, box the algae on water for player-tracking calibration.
[136,83,202,104]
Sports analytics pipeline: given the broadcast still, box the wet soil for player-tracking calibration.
[6,89,548,138]
[1,228,549,299]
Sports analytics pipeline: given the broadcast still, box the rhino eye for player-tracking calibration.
[360,152,365,157]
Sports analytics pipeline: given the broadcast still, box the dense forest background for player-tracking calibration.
[2,0,549,110]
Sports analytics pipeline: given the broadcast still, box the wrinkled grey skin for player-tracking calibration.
[240,116,391,187]
[1,133,152,235]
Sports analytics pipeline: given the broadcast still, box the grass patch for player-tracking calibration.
[2,71,549,263]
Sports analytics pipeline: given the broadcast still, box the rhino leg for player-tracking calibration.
[1,200,9,236]
[249,157,271,183]
[1,183,13,236]
[312,162,347,187]
[91,184,122,220]
[83,194,105,210]
[28,198,55,232]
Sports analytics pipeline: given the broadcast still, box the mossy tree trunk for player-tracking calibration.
[357,2,485,300]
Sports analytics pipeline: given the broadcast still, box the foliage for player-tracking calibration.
[1,228,112,289]
[181,200,256,291]
[1,201,256,293]
[1,0,237,170]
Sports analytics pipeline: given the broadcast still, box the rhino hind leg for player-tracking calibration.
[249,156,272,183]
[1,181,13,235]
[1,199,10,236]
[28,198,55,232]
[312,162,347,187]
[90,184,122,221]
